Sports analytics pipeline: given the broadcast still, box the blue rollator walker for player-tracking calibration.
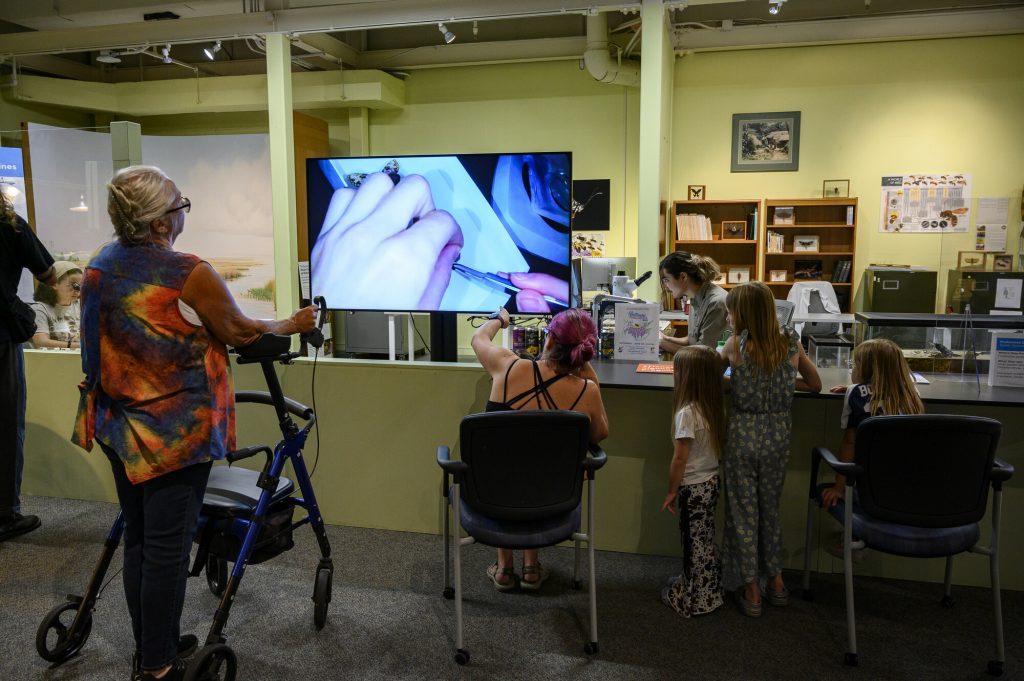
[36,299,334,681]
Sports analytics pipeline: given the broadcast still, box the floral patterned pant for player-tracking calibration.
[721,429,790,592]
[665,475,723,617]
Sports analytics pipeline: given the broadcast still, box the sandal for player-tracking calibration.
[486,563,517,592]
[521,563,549,591]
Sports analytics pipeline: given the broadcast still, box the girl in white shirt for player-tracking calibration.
[660,345,726,616]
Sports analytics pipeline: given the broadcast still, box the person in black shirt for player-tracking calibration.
[0,193,56,541]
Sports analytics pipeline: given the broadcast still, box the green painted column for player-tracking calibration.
[637,0,673,283]
[265,33,298,317]
[109,120,141,172]
[349,107,369,155]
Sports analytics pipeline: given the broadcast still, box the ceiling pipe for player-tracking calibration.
[583,12,640,87]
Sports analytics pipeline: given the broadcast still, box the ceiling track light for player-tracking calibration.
[768,0,787,15]
[438,22,456,44]
[161,44,172,64]
[96,49,121,64]
[203,40,222,61]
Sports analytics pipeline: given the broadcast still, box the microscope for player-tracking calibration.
[589,270,654,331]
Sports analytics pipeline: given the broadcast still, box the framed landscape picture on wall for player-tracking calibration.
[731,111,801,172]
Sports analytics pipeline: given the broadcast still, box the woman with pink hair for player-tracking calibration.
[471,307,609,591]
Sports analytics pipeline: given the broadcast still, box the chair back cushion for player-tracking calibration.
[459,410,590,522]
[855,414,1001,528]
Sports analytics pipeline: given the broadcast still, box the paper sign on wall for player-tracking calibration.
[613,303,660,361]
[879,173,971,233]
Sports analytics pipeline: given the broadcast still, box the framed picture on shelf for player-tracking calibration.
[957,251,985,271]
[991,254,1013,272]
[773,206,795,225]
[823,179,850,198]
[727,266,751,284]
[712,271,727,285]
[687,184,706,200]
[769,269,788,282]
[793,235,820,252]
[731,111,801,173]
[722,220,747,240]
[794,260,823,280]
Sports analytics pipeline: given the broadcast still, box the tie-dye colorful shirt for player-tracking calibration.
[72,241,235,484]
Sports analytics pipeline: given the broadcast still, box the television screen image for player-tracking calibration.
[307,153,572,314]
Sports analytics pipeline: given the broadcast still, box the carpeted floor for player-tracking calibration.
[1,495,1020,681]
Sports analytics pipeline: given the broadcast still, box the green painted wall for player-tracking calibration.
[671,35,1024,308]
[0,92,95,136]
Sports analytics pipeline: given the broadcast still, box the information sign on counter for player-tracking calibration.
[614,303,660,361]
[988,332,1024,387]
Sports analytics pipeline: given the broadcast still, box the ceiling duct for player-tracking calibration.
[583,13,640,87]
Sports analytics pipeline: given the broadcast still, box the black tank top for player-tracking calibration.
[485,358,589,413]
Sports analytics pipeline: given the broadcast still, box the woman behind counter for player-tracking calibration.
[658,252,728,352]
[31,260,82,350]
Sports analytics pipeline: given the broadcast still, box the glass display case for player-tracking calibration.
[853,312,1024,374]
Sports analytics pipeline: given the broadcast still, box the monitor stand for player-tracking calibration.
[430,312,458,362]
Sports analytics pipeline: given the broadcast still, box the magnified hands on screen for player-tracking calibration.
[310,172,464,310]
[497,271,569,314]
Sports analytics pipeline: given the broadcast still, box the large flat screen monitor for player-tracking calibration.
[307,153,572,314]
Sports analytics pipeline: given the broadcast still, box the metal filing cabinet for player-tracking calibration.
[862,267,937,313]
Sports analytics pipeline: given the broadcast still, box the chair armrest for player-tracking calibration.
[810,446,859,495]
[991,457,1015,489]
[581,444,608,478]
[436,445,468,476]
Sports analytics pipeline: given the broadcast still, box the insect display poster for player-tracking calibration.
[879,173,971,233]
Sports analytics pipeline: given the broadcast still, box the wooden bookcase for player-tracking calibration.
[761,198,858,311]
[668,199,761,309]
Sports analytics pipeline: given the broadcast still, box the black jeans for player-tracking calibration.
[102,443,211,671]
[0,341,26,520]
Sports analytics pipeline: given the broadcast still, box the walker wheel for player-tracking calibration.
[36,600,92,663]
[454,649,470,665]
[184,643,237,681]
[442,587,454,600]
[584,641,599,655]
[312,567,332,630]
[206,555,229,597]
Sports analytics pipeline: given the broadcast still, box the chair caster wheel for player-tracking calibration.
[802,589,815,602]
[584,641,599,655]
[987,660,1003,677]
[442,587,454,600]
[572,579,582,591]
[940,595,955,608]
[454,649,470,665]
[844,652,858,667]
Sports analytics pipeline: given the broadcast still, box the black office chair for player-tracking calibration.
[436,410,607,665]
[802,415,1013,676]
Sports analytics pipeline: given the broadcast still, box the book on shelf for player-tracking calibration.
[675,213,712,241]
[766,230,785,253]
[831,259,852,283]
[746,207,758,241]
[846,206,854,225]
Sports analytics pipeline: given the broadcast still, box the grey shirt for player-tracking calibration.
[687,281,728,348]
